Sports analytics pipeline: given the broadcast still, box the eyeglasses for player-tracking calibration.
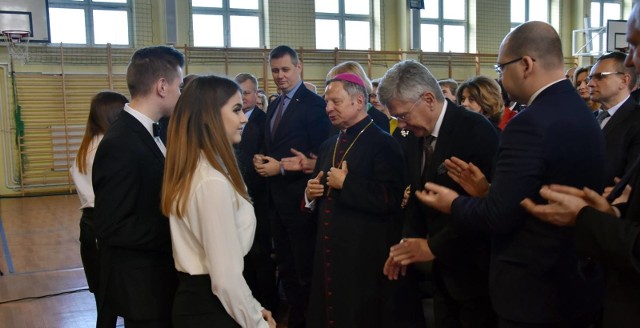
[494,57,523,74]
[396,96,423,121]
[494,57,537,75]
[586,71,626,83]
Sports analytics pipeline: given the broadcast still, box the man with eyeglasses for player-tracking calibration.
[378,60,499,327]
[419,21,606,327]
[587,51,640,186]
[519,5,640,327]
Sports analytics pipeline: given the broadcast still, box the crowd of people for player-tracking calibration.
[68,4,640,328]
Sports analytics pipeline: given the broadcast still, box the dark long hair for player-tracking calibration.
[75,91,128,174]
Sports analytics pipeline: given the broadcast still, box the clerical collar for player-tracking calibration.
[343,117,373,135]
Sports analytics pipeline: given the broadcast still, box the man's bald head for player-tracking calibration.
[502,21,564,71]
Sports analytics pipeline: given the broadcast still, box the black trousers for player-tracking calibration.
[173,272,241,328]
[271,209,316,328]
[79,207,117,328]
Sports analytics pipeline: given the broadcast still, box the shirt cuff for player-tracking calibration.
[304,193,316,210]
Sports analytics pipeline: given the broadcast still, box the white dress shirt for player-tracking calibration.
[170,153,267,328]
[70,135,102,209]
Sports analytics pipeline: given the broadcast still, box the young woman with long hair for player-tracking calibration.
[161,75,276,328]
[70,90,127,326]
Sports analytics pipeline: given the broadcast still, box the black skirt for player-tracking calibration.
[173,272,241,328]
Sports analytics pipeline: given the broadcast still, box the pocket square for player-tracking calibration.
[437,162,447,175]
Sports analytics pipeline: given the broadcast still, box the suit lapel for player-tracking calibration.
[603,98,636,137]
[425,103,458,183]
[122,112,165,164]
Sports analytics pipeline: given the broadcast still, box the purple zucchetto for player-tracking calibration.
[332,73,366,88]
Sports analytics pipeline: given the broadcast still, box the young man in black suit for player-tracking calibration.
[92,45,184,327]
[420,22,606,327]
[379,60,499,327]
[234,73,278,315]
[253,45,331,328]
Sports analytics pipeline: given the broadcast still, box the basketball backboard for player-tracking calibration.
[607,19,628,52]
[0,1,50,43]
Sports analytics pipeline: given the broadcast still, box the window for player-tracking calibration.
[589,0,622,53]
[191,0,262,48]
[48,0,131,46]
[510,0,549,30]
[418,0,467,53]
[315,0,372,50]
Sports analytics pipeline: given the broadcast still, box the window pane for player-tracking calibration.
[316,0,339,13]
[420,24,439,52]
[345,20,370,50]
[316,19,339,49]
[603,3,621,22]
[193,14,223,47]
[230,15,260,47]
[511,0,525,22]
[590,2,601,27]
[529,0,548,22]
[345,0,370,15]
[192,0,222,8]
[49,8,86,44]
[93,10,129,45]
[443,25,465,52]
[420,0,439,19]
[93,0,127,3]
[229,0,258,10]
[443,0,465,20]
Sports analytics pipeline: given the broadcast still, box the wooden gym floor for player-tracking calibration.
[0,194,433,327]
[0,194,124,327]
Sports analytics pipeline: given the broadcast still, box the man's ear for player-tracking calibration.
[157,78,168,97]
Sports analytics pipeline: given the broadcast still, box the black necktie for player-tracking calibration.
[421,135,436,183]
[152,123,161,138]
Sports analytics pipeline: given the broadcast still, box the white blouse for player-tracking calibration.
[70,135,103,209]
[170,155,267,328]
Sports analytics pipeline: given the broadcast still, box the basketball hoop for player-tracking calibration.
[2,30,30,63]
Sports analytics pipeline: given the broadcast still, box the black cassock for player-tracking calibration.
[306,118,425,328]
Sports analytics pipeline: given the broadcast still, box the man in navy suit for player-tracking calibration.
[253,45,331,328]
[587,51,640,186]
[521,5,640,327]
[379,60,499,327]
[93,45,184,327]
[419,22,606,327]
[234,73,278,316]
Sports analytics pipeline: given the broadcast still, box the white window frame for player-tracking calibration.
[191,0,263,48]
[315,0,373,50]
[510,0,550,29]
[48,0,132,46]
[415,0,467,53]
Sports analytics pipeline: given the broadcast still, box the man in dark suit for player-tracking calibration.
[253,45,332,328]
[378,60,499,327]
[419,22,606,327]
[521,6,640,327]
[92,46,184,327]
[587,51,640,186]
[234,73,278,315]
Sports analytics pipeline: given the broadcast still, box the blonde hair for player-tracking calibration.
[161,75,249,218]
[326,61,373,94]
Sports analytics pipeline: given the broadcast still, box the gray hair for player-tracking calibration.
[326,79,368,105]
[234,73,258,90]
[377,60,444,106]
